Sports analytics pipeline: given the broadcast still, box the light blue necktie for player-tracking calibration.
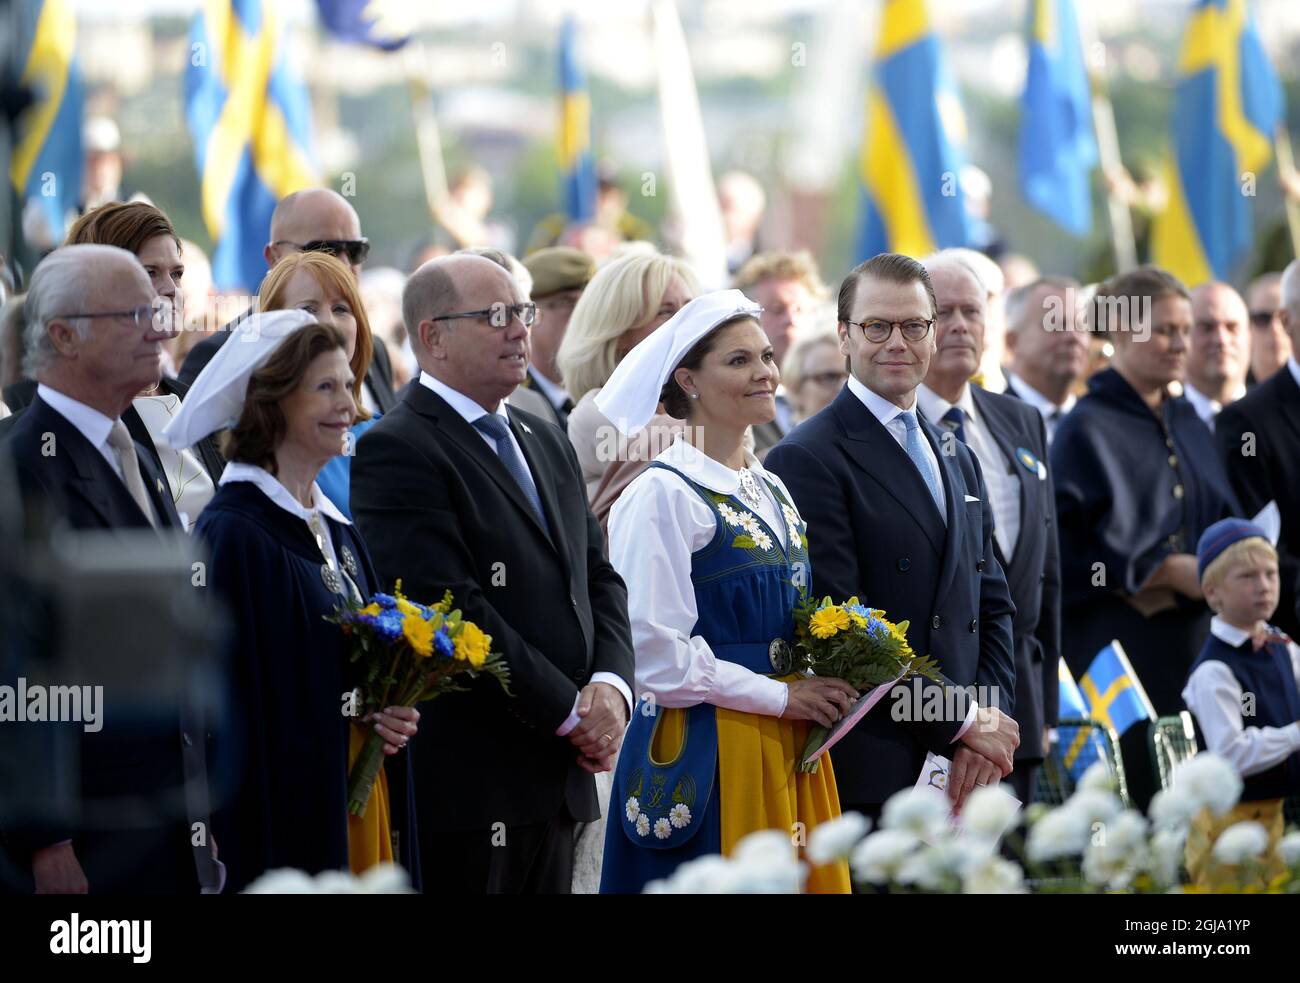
[899,410,944,515]
[473,413,551,534]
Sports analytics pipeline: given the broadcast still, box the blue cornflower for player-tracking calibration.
[371,592,399,610]
[434,628,455,659]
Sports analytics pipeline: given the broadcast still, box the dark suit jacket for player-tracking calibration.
[966,387,1061,763]
[1,395,208,893]
[178,312,397,414]
[765,386,1017,808]
[1215,364,1300,639]
[350,382,635,833]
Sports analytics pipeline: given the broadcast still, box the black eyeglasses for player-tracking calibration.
[842,318,934,343]
[49,302,169,331]
[274,238,370,266]
[430,302,538,329]
[1249,310,1278,328]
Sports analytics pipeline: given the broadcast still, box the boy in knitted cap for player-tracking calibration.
[1181,518,1300,887]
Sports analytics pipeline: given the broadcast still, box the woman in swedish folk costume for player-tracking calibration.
[597,291,856,893]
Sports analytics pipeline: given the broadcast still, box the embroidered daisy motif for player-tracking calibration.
[752,529,774,552]
[654,818,673,840]
[669,803,692,829]
[781,503,803,544]
[636,813,651,837]
[717,502,747,528]
[625,796,640,822]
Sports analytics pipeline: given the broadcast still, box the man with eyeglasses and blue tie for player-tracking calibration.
[176,189,396,411]
[350,253,634,893]
[765,252,1019,829]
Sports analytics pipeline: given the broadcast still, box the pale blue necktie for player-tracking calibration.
[473,414,551,534]
[899,410,944,515]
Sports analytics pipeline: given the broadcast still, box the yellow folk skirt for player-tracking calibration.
[345,723,394,875]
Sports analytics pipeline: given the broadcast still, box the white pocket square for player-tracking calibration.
[964,494,980,503]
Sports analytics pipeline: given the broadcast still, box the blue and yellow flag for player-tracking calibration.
[9,0,84,247]
[559,16,595,224]
[1057,660,1105,780]
[314,0,409,50]
[855,0,971,262]
[1152,0,1283,285]
[186,0,319,292]
[1019,0,1097,237]
[1079,641,1155,739]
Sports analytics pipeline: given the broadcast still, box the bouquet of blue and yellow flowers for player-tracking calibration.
[330,581,511,815]
[792,589,941,773]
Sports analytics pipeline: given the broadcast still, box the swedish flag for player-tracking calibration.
[559,16,595,224]
[1057,660,1105,780]
[1152,0,1283,285]
[855,0,971,261]
[1079,641,1155,740]
[186,0,319,292]
[9,0,84,247]
[1019,0,1097,237]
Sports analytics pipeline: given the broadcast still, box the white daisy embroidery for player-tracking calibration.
[654,818,673,840]
[717,502,747,528]
[752,529,774,552]
[625,796,640,822]
[636,813,651,837]
[669,803,692,829]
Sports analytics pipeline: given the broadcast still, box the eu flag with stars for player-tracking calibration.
[314,0,409,50]
[187,0,319,292]
[559,16,596,224]
[9,0,83,247]
[1152,0,1283,285]
[1079,641,1155,740]
[855,0,971,262]
[1019,0,1097,237]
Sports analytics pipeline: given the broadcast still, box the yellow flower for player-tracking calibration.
[360,602,382,617]
[396,596,423,620]
[403,613,433,658]
[454,622,492,668]
[809,606,849,639]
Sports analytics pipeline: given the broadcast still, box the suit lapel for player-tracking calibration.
[508,406,571,572]
[35,400,144,529]
[971,387,1035,572]
[1274,367,1300,448]
[924,417,964,603]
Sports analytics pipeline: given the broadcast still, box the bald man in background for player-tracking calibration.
[176,189,395,410]
[1185,282,1250,431]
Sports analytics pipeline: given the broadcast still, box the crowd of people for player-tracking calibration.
[1,177,1299,895]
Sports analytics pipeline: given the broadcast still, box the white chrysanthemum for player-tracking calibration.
[625,796,640,822]
[895,840,981,891]
[1078,761,1116,795]
[849,830,921,885]
[1173,754,1242,817]
[1279,831,1300,866]
[649,856,739,894]
[654,817,673,840]
[355,863,415,894]
[635,813,650,837]
[313,870,362,894]
[807,811,872,864]
[961,786,1021,841]
[1064,789,1123,828]
[881,787,950,839]
[1082,810,1149,890]
[1211,821,1270,864]
[1149,787,1199,830]
[962,855,1028,894]
[729,830,805,894]
[669,803,692,829]
[1025,805,1091,862]
[1147,827,1187,886]
[241,868,320,894]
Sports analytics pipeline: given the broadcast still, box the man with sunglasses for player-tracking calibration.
[1244,272,1293,385]
[766,252,1018,829]
[176,189,396,411]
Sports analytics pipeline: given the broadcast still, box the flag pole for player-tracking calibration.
[403,43,448,222]
[1273,125,1300,261]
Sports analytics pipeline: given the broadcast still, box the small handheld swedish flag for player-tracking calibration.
[1057,660,1105,780]
[1079,640,1155,740]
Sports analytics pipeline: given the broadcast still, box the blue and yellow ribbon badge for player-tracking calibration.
[1016,447,1047,480]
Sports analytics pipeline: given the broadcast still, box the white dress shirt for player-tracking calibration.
[846,373,946,520]
[1181,616,1300,777]
[528,368,572,414]
[37,383,126,481]
[419,371,633,734]
[608,437,793,718]
[1005,371,1075,447]
[918,383,1021,559]
[1182,380,1246,432]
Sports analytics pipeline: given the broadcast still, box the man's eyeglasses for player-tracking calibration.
[50,302,170,332]
[1249,309,1278,328]
[430,302,538,329]
[273,238,371,266]
[842,318,934,343]
[804,370,849,388]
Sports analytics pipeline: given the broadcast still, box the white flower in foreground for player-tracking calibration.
[241,868,318,894]
[961,786,1021,841]
[807,811,872,864]
[1279,831,1300,866]
[356,863,416,894]
[625,796,640,822]
[895,840,981,891]
[1082,810,1149,890]
[241,863,413,894]
[1064,789,1123,827]
[1211,822,1270,865]
[646,856,739,894]
[1078,761,1116,795]
[1147,827,1187,887]
[728,829,805,893]
[1026,805,1091,862]
[669,803,692,829]
[654,818,673,840]
[1173,754,1242,818]
[1149,787,1199,830]
[881,787,950,839]
[850,829,921,885]
[962,855,1028,894]
[635,813,651,837]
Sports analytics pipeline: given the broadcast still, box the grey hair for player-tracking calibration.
[1280,259,1300,316]
[924,248,1005,297]
[1005,276,1080,334]
[23,244,138,377]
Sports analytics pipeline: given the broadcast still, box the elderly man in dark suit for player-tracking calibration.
[351,254,635,893]
[1,244,215,894]
[1217,258,1300,640]
[917,253,1060,805]
[766,253,1019,819]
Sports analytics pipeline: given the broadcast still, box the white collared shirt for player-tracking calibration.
[918,383,1021,559]
[846,373,946,519]
[37,383,126,481]
[419,370,632,732]
[219,461,351,572]
[608,437,795,718]
[1005,371,1075,446]
[528,368,571,413]
[1182,380,1246,431]
[1288,356,1300,390]
[1181,616,1300,777]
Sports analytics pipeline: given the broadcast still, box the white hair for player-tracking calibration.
[23,244,140,376]
[1280,259,1300,316]
[924,248,1004,298]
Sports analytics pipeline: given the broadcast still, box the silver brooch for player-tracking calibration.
[768,638,793,675]
[737,468,764,511]
[340,546,359,579]
[320,563,343,595]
